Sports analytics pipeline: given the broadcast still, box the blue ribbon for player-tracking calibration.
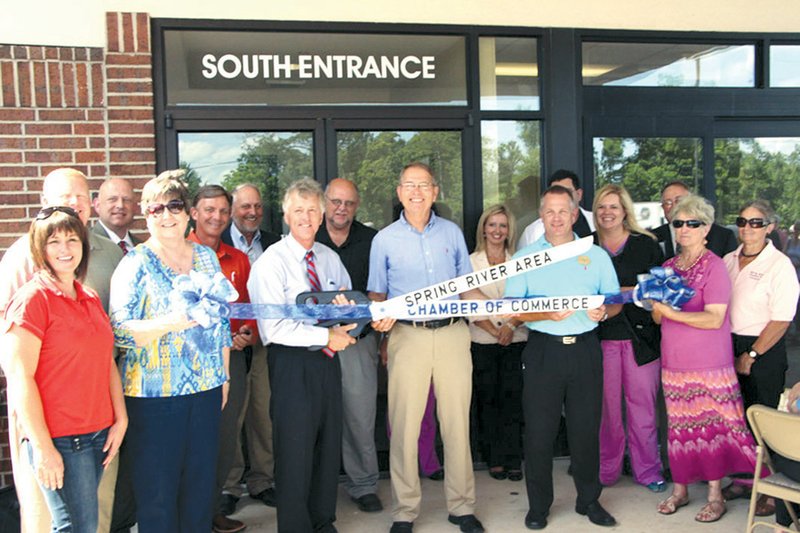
[173,268,695,324]
[171,271,239,328]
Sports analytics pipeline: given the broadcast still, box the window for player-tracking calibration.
[593,136,703,228]
[479,37,539,110]
[481,120,541,235]
[583,42,755,87]
[770,45,800,87]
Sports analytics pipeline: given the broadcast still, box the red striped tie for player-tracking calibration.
[305,250,335,358]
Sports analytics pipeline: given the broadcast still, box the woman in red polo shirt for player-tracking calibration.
[1,207,127,533]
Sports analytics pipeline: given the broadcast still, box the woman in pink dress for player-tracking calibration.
[651,194,757,523]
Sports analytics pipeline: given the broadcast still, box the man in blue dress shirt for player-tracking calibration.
[505,185,620,530]
[368,162,485,533]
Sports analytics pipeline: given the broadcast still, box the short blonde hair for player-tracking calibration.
[474,204,517,255]
[671,194,714,226]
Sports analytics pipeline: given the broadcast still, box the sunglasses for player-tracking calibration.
[671,219,706,229]
[35,206,80,221]
[146,199,186,216]
[735,216,769,228]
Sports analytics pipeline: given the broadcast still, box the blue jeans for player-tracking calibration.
[25,428,109,533]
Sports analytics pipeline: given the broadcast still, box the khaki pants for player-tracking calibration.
[224,343,275,496]
[10,410,117,533]
[387,321,476,522]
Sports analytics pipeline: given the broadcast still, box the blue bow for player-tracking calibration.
[171,271,239,328]
[632,267,696,311]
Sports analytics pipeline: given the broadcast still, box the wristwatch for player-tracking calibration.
[747,348,760,359]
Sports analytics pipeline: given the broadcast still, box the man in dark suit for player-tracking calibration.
[218,183,282,516]
[92,177,141,254]
[652,181,737,259]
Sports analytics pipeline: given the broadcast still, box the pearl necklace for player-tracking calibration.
[676,249,706,271]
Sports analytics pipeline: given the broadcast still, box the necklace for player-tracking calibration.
[741,243,767,258]
[676,249,705,271]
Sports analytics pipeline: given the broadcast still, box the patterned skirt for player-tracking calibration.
[662,365,758,484]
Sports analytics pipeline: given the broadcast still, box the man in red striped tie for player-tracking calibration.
[248,178,356,533]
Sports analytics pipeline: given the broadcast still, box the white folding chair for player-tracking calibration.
[746,405,800,532]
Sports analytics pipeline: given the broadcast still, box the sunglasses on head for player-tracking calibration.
[671,219,706,229]
[735,216,769,228]
[35,206,79,221]
[146,199,186,216]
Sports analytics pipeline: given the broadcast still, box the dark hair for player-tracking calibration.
[660,180,691,195]
[193,184,232,208]
[29,209,90,282]
[547,169,581,190]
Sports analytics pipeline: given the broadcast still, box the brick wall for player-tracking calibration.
[0,11,156,489]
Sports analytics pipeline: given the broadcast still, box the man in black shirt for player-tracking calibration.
[316,178,383,513]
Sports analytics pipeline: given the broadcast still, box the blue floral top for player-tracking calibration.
[109,243,231,398]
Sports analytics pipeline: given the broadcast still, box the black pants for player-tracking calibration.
[471,341,524,470]
[214,349,249,514]
[269,344,342,533]
[522,330,603,518]
[733,333,787,412]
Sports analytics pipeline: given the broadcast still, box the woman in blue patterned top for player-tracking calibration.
[109,171,231,533]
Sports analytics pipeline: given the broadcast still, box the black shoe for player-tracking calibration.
[390,521,413,533]
[524,511,548,530]
[219,494,239,517]
[251,487,276,507]
[489,468,507,480]
[352,493,383,513]
[447,514,485,533]
[212,514,246,533]
[508,470,524,482]
[576,501,616,527]
[427,469,445,481]
[316,524,337,533]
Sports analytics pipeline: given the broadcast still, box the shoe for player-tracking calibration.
[576,501,616,527]
[524,511,548,530]
[447,514,485,533]
[721,482,750,501]
[489,468,507,480]
[251,487,276,507]
[219,494,239,516]
[427,469,445,481]
[646,480,667,493]
[212,514,246,533]
[694,500,726,523]
[508,470,523,482]
[352,493,383,513]
[316,524,337,533]
[390,521,413,533]
[657,494,690,515]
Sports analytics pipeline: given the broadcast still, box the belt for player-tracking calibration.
[397,317,462,330]
[534,329,595,345]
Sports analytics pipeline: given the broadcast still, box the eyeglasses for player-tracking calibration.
[671,219,706,229]
[146,199,186,216]
[35,206,80,221]
[661,197,685,209]
[326,198,357,209]
[400,181,434,191]
[735,216,769,228]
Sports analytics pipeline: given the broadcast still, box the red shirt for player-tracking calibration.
[188,232,256,336]
[4,272,114,438]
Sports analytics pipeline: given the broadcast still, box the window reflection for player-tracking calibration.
[593,136,702,228]
[481,121,541,236]
[336,130,463,230]
[770,45,800,87]
[479,37,539,110]
[583,43,755,87]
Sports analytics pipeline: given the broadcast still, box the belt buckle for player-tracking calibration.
[562,336,577,345]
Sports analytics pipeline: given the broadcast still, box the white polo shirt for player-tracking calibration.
[724,240,800,336]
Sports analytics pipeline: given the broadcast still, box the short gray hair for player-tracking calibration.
[741,199,777,224]
[282,178,324,213]
[671,194,714,226]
